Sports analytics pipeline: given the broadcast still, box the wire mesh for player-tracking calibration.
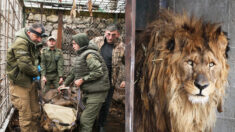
[23,0,125,13]
[0,0,23,128]
[62,26,76,74]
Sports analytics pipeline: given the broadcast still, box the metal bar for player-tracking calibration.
[12,0,15,42]
[23,0,126,13]
[125,0,136,132]
[0,108,15,132]
[0,94,9,108]
[7,0,21,24]
[0,87,6,94]
[0,12,17,31]
[18,0,25,7]
[57,11,63,49]
[40,2,43,23]
[5,1,10,112]
[0,0,2,33]
[26,0,79,5]
[7,0,10,51]
[14,3,23,25]
[14,0,23,26]
[0,33,14,39]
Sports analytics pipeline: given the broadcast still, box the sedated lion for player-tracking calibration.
[135,10,230,132]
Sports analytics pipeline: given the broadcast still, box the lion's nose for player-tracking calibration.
[194,74,209,90]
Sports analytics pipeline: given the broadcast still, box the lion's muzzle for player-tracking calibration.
[194,74,209,95]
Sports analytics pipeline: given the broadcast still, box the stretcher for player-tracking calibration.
[40,87,84,131]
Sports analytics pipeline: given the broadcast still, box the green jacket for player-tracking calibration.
[64,42,110,93]
[6,28,39,88]
[40,47,64,77]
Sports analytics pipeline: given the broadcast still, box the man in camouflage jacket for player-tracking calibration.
[41,36,64,93]
[90,24,125,132]
[6,23,47,132]
[59,33,109,132]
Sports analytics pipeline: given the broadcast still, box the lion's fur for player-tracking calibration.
[135,10,229,132]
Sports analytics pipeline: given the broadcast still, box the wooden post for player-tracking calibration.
[125,0,136,132]
[57,11,63,49]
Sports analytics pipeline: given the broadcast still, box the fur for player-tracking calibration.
[135,10,229,132]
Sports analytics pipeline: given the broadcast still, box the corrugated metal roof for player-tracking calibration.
[23,0,125,13]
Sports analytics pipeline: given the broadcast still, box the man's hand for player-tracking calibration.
[120,81,125,88]
[42,76,47,82]
[58,84,65,93]
[59,77,63,84]
[74,79,84,87]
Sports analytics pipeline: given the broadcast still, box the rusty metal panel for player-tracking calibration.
[125,0,136,132]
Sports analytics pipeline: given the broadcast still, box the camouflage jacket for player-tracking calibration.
[64,43,110,94]
[90,36,125,88]
[40,47,64,77]
[6,28,39,88]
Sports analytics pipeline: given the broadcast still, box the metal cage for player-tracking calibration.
[0,0,23,130]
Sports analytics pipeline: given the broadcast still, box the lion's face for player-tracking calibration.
[135,10,230,132]
[176,45,224,104]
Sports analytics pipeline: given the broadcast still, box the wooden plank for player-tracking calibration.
[57,11,63,49]
[125,0,136,132]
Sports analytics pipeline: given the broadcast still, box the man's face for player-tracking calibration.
[27,27,42,43]
[72,40,80,51]
[47,39,56,48]
[105,30,120,44]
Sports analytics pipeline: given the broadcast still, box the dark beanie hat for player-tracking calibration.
[72,33,89,48]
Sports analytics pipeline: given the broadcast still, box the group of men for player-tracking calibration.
[6,23,125,132]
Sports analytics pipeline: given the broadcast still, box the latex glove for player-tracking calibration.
[37,65,41,72]
[33,76,40,81]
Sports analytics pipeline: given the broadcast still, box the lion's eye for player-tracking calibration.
[187,60,193,66]
[209,62,215,67]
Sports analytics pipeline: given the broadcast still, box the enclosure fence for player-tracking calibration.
[0,0,23,130]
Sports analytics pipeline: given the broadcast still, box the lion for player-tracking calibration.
[134,10,229,132]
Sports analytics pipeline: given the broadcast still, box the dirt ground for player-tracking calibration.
[6,101,125,132]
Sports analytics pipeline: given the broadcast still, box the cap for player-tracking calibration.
[47,36,57,41]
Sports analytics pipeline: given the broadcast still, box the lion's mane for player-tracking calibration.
[135,10,229,132]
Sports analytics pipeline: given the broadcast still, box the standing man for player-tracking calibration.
[41,36,64,93]
[6,23,47,132]
[90,24,125,132]
[59,33,110,132]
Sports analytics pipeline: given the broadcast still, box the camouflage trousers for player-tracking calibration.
[43,74,59,94]
[9,83,40,132]
[80,92,108,132]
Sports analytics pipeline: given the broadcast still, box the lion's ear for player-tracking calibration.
[166,39,175,51]
[215,26,222,36]
[214,26,229,58]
